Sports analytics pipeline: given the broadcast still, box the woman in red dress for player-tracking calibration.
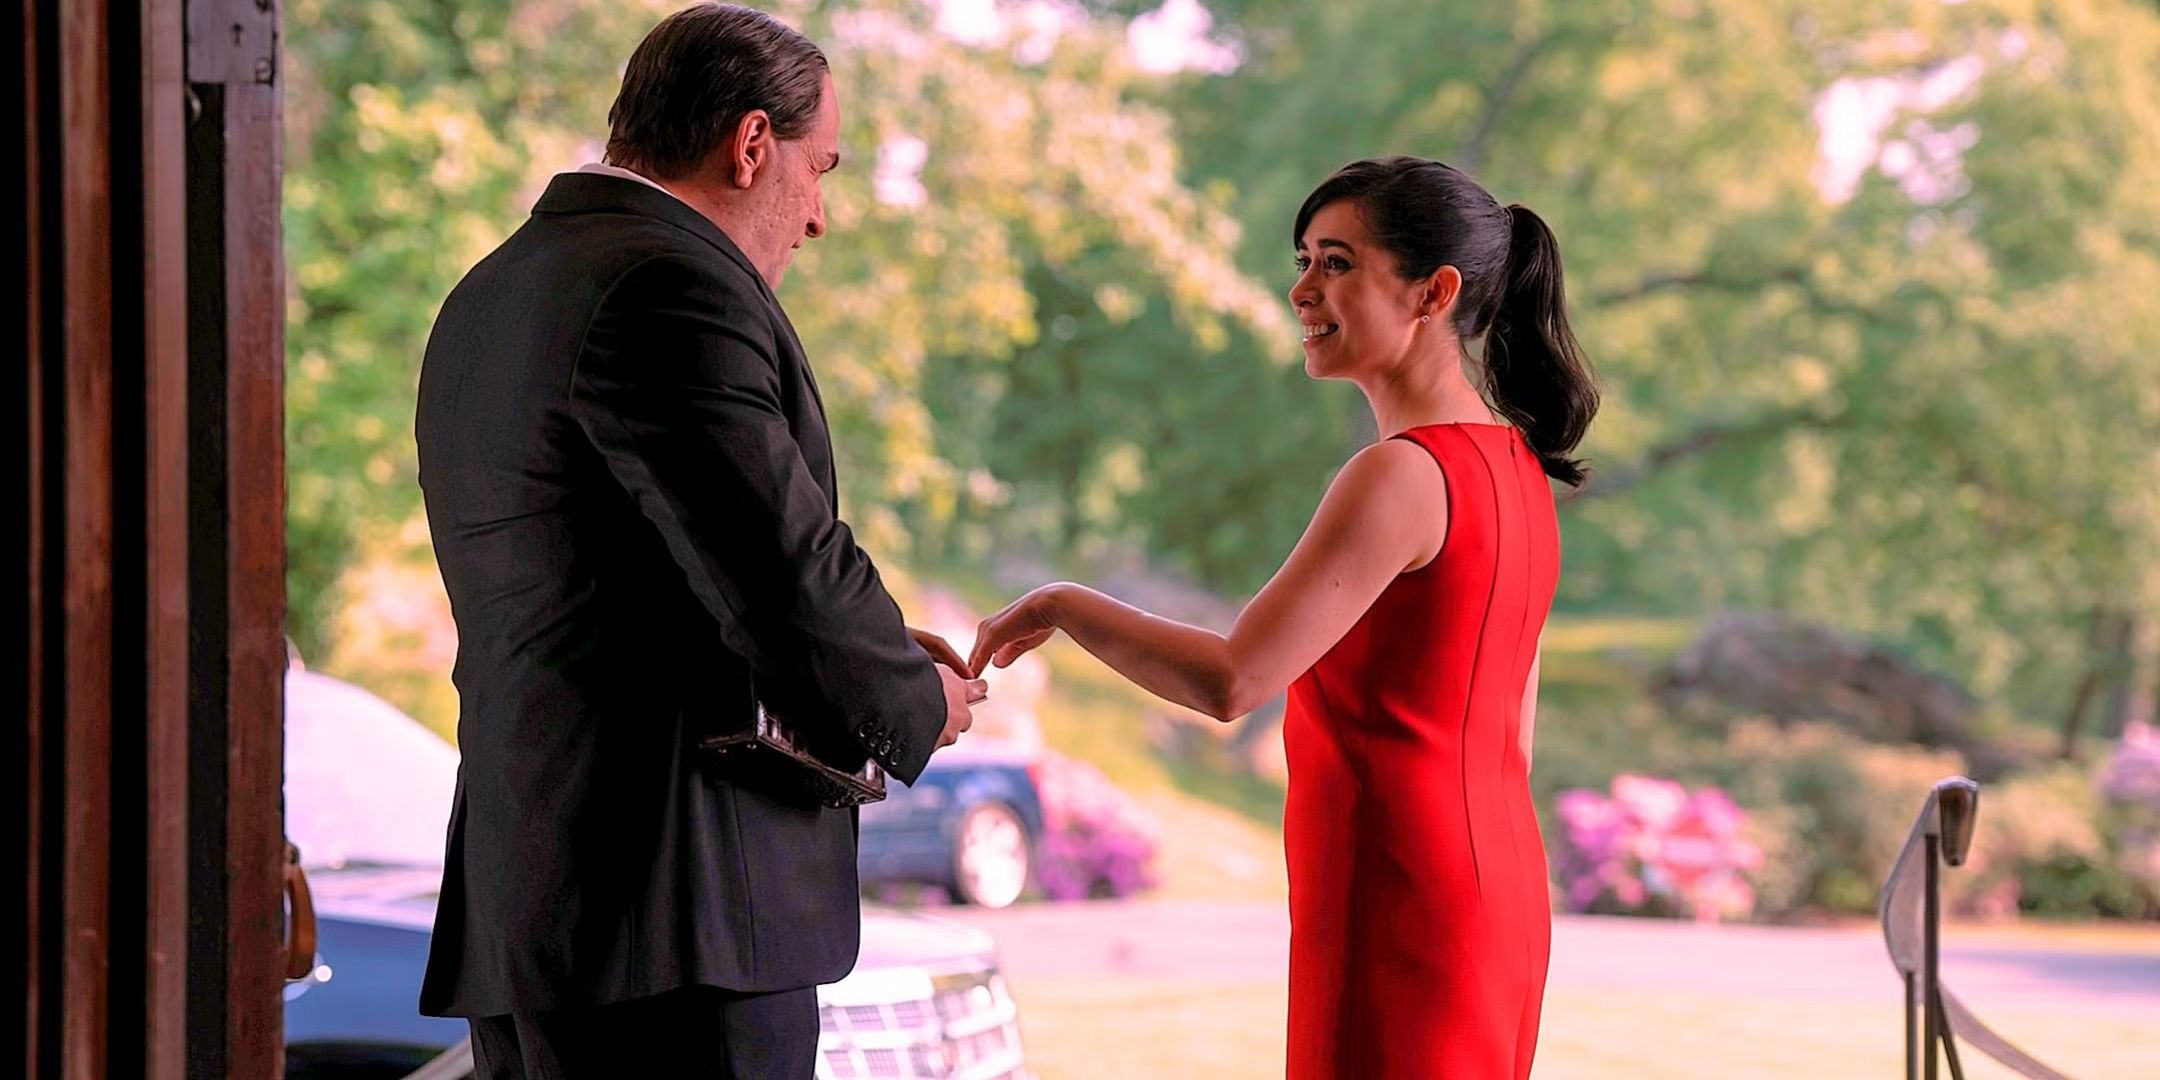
[970,157,1598,1078]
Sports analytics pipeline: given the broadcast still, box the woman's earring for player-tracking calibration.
[1419,314,1431,323]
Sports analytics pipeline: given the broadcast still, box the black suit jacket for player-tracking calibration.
[414,173,946,1017]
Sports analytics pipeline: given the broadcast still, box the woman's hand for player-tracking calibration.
[969,584,1067,674]
[952,441,1444,722]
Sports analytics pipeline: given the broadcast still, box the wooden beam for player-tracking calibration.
[221,77,287,1080]
[59,0,116,1073]
[142,0,191,1071]
[18,0,49,1068]
[182,25,286,1070]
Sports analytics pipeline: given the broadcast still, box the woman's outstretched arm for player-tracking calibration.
[969,440,1447,721]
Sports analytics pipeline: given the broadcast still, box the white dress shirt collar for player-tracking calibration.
[574,161,687,207]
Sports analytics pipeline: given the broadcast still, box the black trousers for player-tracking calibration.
[467,984,819,1079]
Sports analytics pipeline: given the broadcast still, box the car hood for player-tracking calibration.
[856,904,996,970]
[307,866,995,972]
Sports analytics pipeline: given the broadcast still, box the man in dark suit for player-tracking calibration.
[413,6,983,1076]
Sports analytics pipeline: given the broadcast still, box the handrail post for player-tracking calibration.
[1923,832,1941,1080]
[1883,779,2064,1080]
[1904,969,1919,1080]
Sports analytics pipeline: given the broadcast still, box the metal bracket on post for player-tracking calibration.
[185,0,278,86]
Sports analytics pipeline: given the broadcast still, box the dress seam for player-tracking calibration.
[1459,431,1505,899]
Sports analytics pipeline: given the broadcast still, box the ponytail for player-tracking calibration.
[1486,204,1598,487]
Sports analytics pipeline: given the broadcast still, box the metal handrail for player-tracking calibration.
[399,1037,474,1080]
[1878,777,2069,1080]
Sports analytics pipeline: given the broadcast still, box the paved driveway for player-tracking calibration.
[942,900,2160,1018]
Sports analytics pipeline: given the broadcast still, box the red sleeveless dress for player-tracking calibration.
[1283,423,1559,1079]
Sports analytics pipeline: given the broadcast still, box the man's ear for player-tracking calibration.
[726,110,775,189]
[1422,265,1463,320]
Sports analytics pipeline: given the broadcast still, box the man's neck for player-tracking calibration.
[654,176,776,287]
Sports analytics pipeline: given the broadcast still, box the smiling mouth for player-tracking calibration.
[1302,323,1340,342]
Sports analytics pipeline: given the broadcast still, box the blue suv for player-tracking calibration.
[859,747,1048,909]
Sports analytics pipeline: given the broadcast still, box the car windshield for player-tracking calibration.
[284,668,459,873]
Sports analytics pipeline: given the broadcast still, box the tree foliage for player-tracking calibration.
[283,0,1294,652]
[284,0,2160,721]
[1164,0,2160,709]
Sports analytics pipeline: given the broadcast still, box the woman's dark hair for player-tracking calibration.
[605,3,829,179]
[1294,156,1599,486]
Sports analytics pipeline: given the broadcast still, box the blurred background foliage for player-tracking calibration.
[283,0,2160,919]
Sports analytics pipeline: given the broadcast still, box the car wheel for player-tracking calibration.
[952,803,1031,909]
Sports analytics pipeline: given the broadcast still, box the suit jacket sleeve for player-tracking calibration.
[566,251,945,784]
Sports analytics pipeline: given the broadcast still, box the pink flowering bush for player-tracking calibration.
[1030,752,1161,901]
[2101,720,2160,905]
[1552,775,1765,922]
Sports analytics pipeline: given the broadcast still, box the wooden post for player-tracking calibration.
[16,1,50,1069]
[58,2,118,1075]
[17,0,285,1074]
[183,1,286,1072]
[143,0,194,1072]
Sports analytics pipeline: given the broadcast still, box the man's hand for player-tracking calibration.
[909,627,975,679]
[913,626,986,749]
[936,663,986,749]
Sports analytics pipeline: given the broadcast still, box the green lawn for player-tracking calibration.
[1007,976,2160,1079]
[1542,987,2160,1079]
[1008,976,1285,1080]
[910,587,2159,1077]
[924,589,2159,1076]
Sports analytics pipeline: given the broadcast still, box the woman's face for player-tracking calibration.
[1290,200,1437,381]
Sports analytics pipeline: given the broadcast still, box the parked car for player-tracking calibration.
[282,666,1030,1080]
[860,746,1047,909]
[859,746,1161,908]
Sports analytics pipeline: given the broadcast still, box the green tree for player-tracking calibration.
[282,0,1292,654]
[283,0,650,658]
[780,0,1297,566]
[1159,0,2160,713]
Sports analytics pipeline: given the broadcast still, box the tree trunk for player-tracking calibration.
[2111,612,2160,737]
[2060,608,2127,760]
[1054,346,1086,554]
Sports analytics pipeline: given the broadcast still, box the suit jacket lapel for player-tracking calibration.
[766,302,839,507]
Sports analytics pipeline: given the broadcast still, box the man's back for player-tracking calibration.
[415,174,941,1018]
[414,10,972,1074]
[420,182,716,773]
